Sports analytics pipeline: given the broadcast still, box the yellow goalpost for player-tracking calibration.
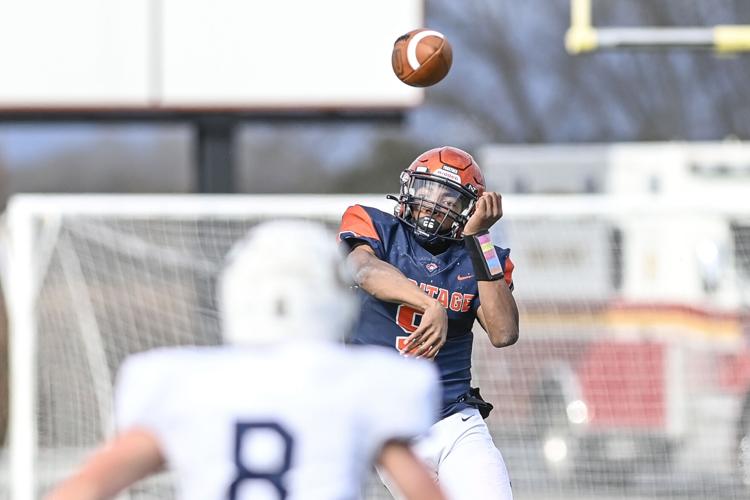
[565,0,750,54]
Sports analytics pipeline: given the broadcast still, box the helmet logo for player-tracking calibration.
[441,165,459,174]
[433,168,462,184]
[466,184,478,195]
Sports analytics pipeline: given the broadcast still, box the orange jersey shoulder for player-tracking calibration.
[338,205,380,242]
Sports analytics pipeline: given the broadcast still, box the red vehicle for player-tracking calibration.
[474,142,750,493]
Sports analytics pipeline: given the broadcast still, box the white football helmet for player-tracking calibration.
[218,219,358,345]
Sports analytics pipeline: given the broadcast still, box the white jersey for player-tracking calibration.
[115,341,440,500]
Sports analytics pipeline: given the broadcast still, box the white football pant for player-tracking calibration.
[379,407,513,500]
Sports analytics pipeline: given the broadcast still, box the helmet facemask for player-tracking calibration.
[395,172,477,243]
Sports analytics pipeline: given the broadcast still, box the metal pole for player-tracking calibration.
[195,117,236,193]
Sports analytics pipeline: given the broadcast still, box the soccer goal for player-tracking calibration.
[2,193,750,500]
[0,194,395,500]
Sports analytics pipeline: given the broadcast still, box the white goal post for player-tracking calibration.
[1,194,394,500]
[2,193,750,500]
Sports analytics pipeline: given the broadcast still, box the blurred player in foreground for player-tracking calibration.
[46,220,446,500]
[338,146,519,500]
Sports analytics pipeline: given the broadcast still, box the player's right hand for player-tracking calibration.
[405,301,448,359]
[462,192,503,236]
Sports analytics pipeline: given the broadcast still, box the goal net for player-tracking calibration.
[1,193,749,500]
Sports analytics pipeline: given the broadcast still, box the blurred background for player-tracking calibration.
[2,0,750,201]
[2,0,750,499]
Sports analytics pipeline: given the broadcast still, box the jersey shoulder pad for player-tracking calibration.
[114,347,197,431]
[339,205,380,241]
[338,205,397,258]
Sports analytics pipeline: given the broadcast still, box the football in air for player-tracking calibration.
[391,28,453,87]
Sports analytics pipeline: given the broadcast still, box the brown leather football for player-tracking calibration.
[391,29,453,87]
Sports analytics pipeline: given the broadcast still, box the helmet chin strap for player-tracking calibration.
[413,229,452,254]
[412,214,454,253]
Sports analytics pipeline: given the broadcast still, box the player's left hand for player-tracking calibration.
[462,192,502,236]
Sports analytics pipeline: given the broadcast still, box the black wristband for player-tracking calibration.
[463,230,505,282]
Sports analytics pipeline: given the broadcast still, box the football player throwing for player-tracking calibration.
[339,146,519,500]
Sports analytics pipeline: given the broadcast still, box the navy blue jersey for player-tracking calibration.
[338,205,515,419]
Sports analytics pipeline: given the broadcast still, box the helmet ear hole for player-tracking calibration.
[275,297,286,317]
[219,220,358,346]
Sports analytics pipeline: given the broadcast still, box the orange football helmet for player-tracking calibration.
[390,146,486,242]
